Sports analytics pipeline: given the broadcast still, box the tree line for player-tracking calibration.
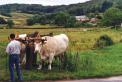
[0,0,122,28]
[0,0,118,16]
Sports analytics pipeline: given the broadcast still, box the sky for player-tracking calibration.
[0,0,90,6]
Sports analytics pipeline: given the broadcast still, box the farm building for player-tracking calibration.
[75,15,89,22]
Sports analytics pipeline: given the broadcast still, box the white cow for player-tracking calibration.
[16,34,27,64]
[34,34,69,70]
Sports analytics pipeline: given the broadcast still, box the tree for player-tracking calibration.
[65,16,76,27]
[54,12,76,27]
[0,17,7,24]
[102,7,122,27]
[7,19,14,28]
[116,0,122,10]
[100,1,113,12]
[26,14,49,25]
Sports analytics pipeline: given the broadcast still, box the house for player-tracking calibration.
[75,15,89,22]
[90,18,98,23]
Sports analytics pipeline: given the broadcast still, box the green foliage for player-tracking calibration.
[0,0,120,16]
[102,7,122,26]
[0,17,7,24]
[7,19,14,28]
[54,12,68,26]
[87,13,96,18]
[26,17,35,26]
[2,42,122,80]
[0,12,12,17]
[54,12,76,27]
[61,52,80,71]
[100,1,113,12]
[116,0,122,10]
[26,12,76,27]
[27,14,51,26]
[74,21,96,28]
[94,34,114,48]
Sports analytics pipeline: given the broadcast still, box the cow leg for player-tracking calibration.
[48,53,54,70]
[21,54,26,64]
[37,61,43,70]
[60,53,65,63]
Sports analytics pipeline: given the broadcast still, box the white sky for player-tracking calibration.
[0,0,90,6]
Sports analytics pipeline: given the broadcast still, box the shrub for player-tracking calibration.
[94,34,114,48]
[36,51,95,72]
[0,17,7,24]
[61,52,80,71]
[0,12,12,17]
[7,19,14,28]
[52,52,81,72]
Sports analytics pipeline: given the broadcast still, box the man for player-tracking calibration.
[6,33,22,82]
[25,31,39,69]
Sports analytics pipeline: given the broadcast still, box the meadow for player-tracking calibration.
[1,12,122,80]
[0,28,122,51]
[1,28,122,80]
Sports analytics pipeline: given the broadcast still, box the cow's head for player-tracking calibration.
[34,37,47,53]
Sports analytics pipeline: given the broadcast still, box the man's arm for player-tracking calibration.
[6,44,10,54]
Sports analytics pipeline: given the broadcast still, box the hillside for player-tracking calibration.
[0,0,121,16]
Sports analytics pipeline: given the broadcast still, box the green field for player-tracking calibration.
[1,28,122,80]
[1,40,122,80]
[0,28,122,51]
[1,13,122,80]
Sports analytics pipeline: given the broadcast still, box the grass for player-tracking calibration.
[0,28,122,51]
[1,12,122,80]
[1,42,122,80]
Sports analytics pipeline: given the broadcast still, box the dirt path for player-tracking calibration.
[35,76,122,82]
[55,76,122,82]
[2,76,122,82]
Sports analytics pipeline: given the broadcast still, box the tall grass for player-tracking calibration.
[1,28,121,51]
[1,43,122,80]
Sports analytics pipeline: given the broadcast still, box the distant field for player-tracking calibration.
[0,12,62,29]
[0,12,33,25]
[0,28,122,51]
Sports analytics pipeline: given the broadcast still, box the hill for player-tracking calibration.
[0,0,122,16]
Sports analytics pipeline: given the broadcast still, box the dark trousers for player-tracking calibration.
[9,54,22,82]
[26,44,37,69]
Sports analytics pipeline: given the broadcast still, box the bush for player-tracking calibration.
[52,52,81,72]
[61,52,80,71]
[0,17,7,24]
[74,22,92,28]
[94,34,114,48]
[38,51,95,72]
[7,19,14,28]
[26,18,35,26]
[0,12,12,17]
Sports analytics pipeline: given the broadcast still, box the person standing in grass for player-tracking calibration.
[6,33,23,82]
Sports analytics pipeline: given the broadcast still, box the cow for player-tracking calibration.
[15,34,27,64]
[16,31,40,65]
[34,34,69,70]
